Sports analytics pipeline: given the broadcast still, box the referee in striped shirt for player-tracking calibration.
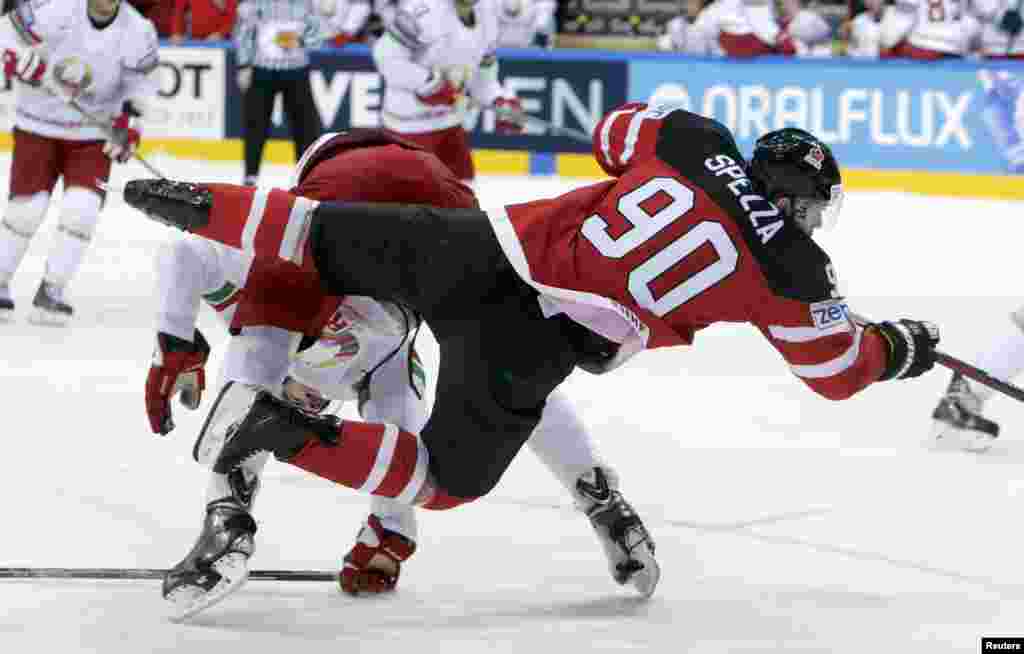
[234,0,325,185]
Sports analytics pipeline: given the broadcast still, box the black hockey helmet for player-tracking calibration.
[748,128,843,232]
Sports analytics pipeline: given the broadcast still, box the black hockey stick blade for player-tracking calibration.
[0,567,336,582]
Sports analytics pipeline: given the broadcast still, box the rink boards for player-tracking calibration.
[0,43,1021,199]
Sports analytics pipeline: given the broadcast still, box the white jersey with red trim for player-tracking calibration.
[656,15,719,54]
[485,102,890,400]
[154,233,415,400]
[0,0,158,140]
[972,0,1024,56]
[495,0,555,47]
[847,11,882,57]
[372,0,506,133]
[879,0,971,54]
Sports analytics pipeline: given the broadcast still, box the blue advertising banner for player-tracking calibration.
[225,45,627,154]
[629,55,1024,175]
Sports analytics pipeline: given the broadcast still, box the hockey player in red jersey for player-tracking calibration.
[148,128,660,614]
[122,101,940,579]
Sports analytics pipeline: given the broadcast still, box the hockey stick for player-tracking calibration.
[0,567,336,582]
[66,98,167,180]
[850,312,1024,403]
[469,98,593,145]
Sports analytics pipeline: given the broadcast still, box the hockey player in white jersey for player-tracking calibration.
[879,0,973,58]
[656,0,718,54]
[971,0,1024,58]
[495,0,555,48]
[0,0,157,324]
[372,0,523,183]
[318,0,373,46]
[844,0,885,57]
[152,131,659,619]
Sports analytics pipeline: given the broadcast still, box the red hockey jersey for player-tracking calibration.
[228,129,478,336]
[488,103,888,400]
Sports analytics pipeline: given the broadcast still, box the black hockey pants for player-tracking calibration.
[309,203,580,498]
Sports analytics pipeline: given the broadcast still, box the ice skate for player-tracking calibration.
[574,466,660,599]
[931,373,999,453]
[0,283,13,322]
[28,280,72,326]
[213,390,340,475]
[162,486,258,622]
[339,514,417,595]
[123,179,213,232]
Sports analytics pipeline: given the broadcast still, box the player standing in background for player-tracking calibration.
[656,0,718,55]
[317,0,373,46]
[844,0,885,57]
[495,0,556,48]
[122,102,942,594]
[0,0,157,324]
[372,0,523,184]
[689,0,827,57]
[879,0,972,58]
[233,0,325,187]
[972,0,1024,58]
[150,130,658,618]
[929,307,1024,452]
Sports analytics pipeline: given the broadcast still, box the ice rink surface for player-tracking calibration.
[1,152,1023,653]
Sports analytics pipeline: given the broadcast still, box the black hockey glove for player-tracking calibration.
[873,320,940,381]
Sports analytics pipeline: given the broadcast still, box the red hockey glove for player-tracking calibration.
[146,330,211,435]
[104,113,142,164]
[415,71,460,106]
[493,96,526,135]
[2,48,46,86]
[339,515,416,595]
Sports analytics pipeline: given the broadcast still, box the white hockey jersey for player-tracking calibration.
[693,0,830,56]
[154,234,415,401]
[372,0,507,133]
[0,0,158,141]
[495,0,555,48]
[880,0,971,54]
[655,15,718,54]
[847,11,882,57]
[972,0,1024,56]
[318,0,373,38]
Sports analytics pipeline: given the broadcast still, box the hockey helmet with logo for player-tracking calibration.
[748,127,843,230]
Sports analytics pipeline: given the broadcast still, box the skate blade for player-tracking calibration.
[166,553,250,622]
[0,308,14,323]
[27,308,70,327]
[930,421,995,453]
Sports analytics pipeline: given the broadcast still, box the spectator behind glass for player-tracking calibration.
[127,0,176,37]
[170,0,239,41]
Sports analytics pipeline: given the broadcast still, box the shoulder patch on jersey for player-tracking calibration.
[809,297,850,332]
[10,0,44,45]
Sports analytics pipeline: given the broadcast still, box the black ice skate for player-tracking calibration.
[0,283,13,322]
[123,179,213,232]
[575,466,660,599]
[162,487,258,622]
[213,390,341,475]
[28,280,72,326]
[931,373,1000,453]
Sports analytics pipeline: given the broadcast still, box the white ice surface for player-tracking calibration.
[1,152,1023,653]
